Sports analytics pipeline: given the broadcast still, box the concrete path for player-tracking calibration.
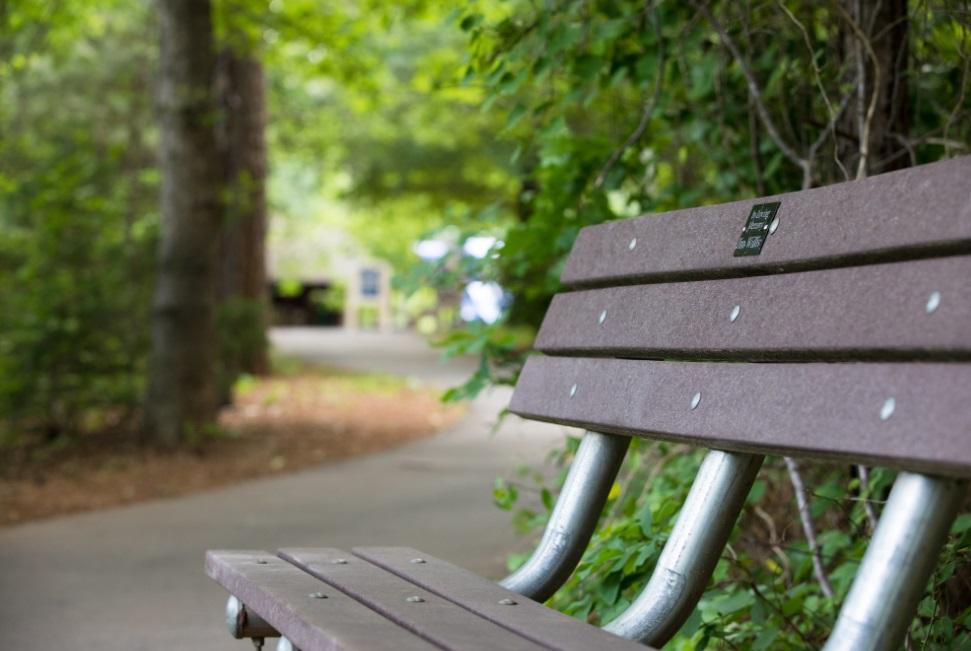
[0,328,573,650]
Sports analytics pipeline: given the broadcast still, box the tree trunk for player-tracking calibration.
[216,50,270,379]
[838,0,911,176]
[145,0,222,445]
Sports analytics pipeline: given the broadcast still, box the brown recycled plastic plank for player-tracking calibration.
[537,255,971,360]
[279,547,547,651]
[205,550,436,651]
[352,547,653,651]
[509,356,971,477]
[561,155,971,287]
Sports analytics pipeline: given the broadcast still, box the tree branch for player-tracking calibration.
[776,1,851,181]
[784,457,835,599]
[594,2,664,189]
[856,465,879,533]
[837,1,882,179]
[693,1,808,176]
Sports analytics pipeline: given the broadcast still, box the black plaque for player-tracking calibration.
[733,201,780,256]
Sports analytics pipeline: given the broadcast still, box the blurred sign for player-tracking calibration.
[360,268,380,297]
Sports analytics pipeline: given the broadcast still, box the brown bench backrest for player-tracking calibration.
[509,156,971,476]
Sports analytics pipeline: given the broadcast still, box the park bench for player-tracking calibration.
[207,155,971,651]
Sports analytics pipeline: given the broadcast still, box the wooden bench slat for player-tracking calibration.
[352,547,653,651]
[279,547,549,651]
[562,155,971,288]
[205,550,437,651]
[509,356,971,476]
[537,255,971,360]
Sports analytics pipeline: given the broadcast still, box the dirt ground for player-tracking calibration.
[0,367,464,527]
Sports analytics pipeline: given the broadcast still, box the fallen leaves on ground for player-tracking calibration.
[0,368,465,527]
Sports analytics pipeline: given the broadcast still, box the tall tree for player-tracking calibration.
[217,48,270,380]
[146,0,222,444]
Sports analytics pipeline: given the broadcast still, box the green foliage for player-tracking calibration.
[0,1,158,438]
[255,0,522,274]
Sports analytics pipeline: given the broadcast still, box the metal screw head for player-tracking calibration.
[926,291,941,314]
[598,309,608,325]
[405,595,425,603]
[628,237,637,250]
[880,397,896,421]
[769,216,780,234]
[729,305,741,322]
[498,598,518,605]
[569,383,577,398]
[690,392,702,410]
[409,558,426,564]
[308,592,328,599]
[255,560,269,565]
[332,559,348,565]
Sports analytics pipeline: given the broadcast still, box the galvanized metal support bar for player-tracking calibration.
[226,595,279,639]
[276,637,300,651]
[499,431,631,602]
[823,472,966,651]
[604,450,764,646]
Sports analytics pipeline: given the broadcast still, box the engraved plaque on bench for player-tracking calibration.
[733,201,780,257]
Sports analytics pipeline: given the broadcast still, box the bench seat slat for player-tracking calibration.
[509,356,971,476]
[537,255,971,360]
[562,156,971,288]
[279,548,548,651]
[352,547,652,651]
[205,550,437,651]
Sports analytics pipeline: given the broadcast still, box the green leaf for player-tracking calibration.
[541,487,554,512]
[951,513,971,534]
[638,504,653,536]
[752,627,779,651]
[459,14,481,32]
[505,104,527,130]
[712,590,754,615]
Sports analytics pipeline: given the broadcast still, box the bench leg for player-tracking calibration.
[823,472,966,651]
[499,430,631,602]
[226,595,279,641]
[604,450,764,646]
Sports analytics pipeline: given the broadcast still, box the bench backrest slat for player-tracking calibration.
[537,255,971,361]
[562,156,971,288]
[509,356,971,476]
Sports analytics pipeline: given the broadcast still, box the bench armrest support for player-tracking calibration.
[824,472,966,651]
[604,450,764,646]
[500,431,631,602]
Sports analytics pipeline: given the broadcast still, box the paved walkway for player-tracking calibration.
[0,328,572,650]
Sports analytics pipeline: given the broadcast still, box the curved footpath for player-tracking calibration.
[0,328,571,650]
